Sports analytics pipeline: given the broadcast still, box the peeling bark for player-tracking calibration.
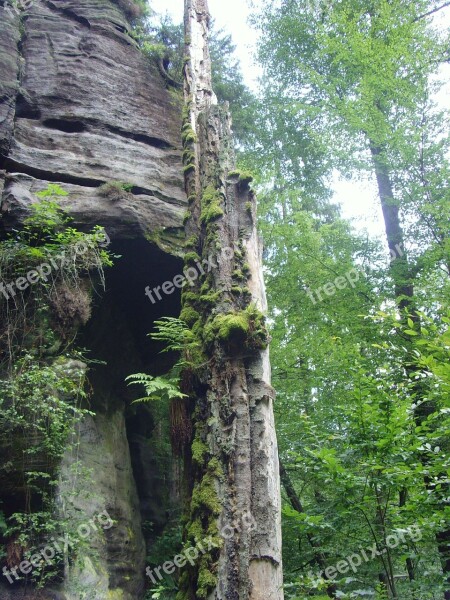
[179,1,284,598]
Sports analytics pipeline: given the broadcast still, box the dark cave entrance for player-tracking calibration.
[80,236,184,567]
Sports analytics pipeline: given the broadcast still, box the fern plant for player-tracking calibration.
[126,373,187,403]
[126,317,203,404]
[150,316,202,369]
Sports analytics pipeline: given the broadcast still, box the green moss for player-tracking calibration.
[182,128,197,145]
[192,439,208,467]
[245,202,253,215]
[180,307,201,327]
[181,121,192,133]
[181,291,198,304]
[98,181,133,199]
[184,251,201,265]
[208,457,224,480]
[204,229,219,250]
[200,281,211,294]
[199,291,221,306]
[197,568,217,599]
[200,185,224,225]
[184,235,199,249]
[183,211,191,226]
[192,319,203,337]
[183,164,195,175]
[203,305,269,350]
[244,303,269,349]
[242,263,251,275]
[228,169,254,185]
[231,286,244,295]
[186,517,204,543]
[180,431,224,600]
[188,193,197,204]
[233,269,245,281]
[200,204,223,225]
[204,312,249,346]
[182,148,195,163]
[191,472,222,516]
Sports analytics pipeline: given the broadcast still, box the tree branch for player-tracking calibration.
[413,2,450,22]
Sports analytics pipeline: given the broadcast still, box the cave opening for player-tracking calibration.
[79,236,184,578]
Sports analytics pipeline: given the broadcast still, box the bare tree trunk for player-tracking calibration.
[178,2,284,598]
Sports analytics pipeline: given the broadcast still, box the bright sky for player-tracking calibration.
[149,0,449,245]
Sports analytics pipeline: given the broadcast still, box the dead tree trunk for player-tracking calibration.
[178,1,284,599]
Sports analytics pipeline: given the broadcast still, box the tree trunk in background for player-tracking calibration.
[370,142,450,599]
[279,461,337,598]
[178,1,284,599]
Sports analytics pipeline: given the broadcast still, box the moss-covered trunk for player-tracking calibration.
[179,1,284,598]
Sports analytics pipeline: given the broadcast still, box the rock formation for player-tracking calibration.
[0,0,283,598]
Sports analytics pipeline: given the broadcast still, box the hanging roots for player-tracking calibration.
[49,281,92,340]
[170,398,192,457]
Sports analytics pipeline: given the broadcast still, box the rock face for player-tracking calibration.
[0,1,284,599]
[0,1,186,599]
[0,0,186,244]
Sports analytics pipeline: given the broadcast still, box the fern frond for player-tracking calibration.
[126,373,187,403]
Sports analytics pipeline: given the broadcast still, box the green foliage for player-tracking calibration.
[0,184,112,585]
[126,373,187,403]
[147,578,178,600]
[127,317,204,405]
[0,185,113,365]
[98,180,133,200]
[243,3,450,595]
[0,353,94,585]
[150,317,203,370]
[209,24,258,145]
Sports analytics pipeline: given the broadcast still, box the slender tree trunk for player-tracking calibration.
[279,460,337,598]
[369,145,413,312]
[178,2,284,598]
[370,141,450,599]
[399,489,416,588]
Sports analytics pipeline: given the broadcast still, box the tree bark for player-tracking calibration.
[179,2,284,598]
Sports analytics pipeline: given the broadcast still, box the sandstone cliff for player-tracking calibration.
[1,2,186,598]
[0,1,283,599]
